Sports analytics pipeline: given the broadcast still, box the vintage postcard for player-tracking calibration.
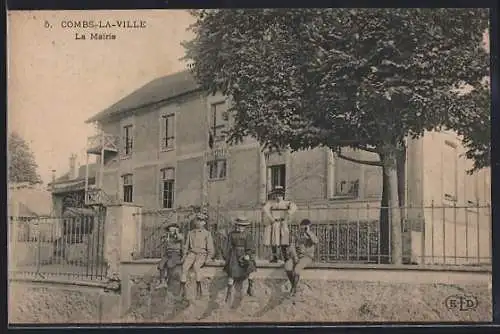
[7,9,492,324]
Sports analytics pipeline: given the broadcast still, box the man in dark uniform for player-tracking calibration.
[223,216,257,303]
[285,218,318,296]
[156,222,184,289]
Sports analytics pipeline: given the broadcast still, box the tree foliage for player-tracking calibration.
[184,9,490,263]
[8,132,42,184]
[184,9,488,157]
[445,82,490,173]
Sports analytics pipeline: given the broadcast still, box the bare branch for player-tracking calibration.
[337,153,383,167]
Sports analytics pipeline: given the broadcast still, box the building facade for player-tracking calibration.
[84,70,491,264]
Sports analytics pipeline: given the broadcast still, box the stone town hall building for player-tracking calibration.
[77,70,490,264]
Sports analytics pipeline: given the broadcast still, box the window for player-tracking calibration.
[207,159,227,180]
[210,102,229,142]
[443,140,457,202]
[334,153,361,198]
[160,113,175,151]
[267,164,286,199]
[123,125,133,156]
[161,168,175,209]
[122,174,133,203]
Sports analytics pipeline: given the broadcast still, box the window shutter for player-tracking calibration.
[334,149,361,197]
[160,115,166,148]
[364,166,383,198]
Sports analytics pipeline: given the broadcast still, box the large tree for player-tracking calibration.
[8,132,42,184]
[445,82,491,174]
[184,8,489,264]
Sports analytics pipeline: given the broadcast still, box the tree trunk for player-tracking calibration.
[379,170,390,264]
[397,144,406,208]
[379,143,406,264]
[381,150,403,265]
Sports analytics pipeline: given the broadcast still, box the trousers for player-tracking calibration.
[284,256,313,275]
[180,252,207,282]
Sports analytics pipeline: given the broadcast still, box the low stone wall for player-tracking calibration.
[120,260,492,323]
[9,260,492,324]
[125,276,491,322]
[8,279,120,324]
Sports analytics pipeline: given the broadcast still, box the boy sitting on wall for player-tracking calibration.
[157,222,184,289]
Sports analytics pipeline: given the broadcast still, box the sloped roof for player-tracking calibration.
[8,187,54,217]
[51,164,98,185]
[85,70,200,123]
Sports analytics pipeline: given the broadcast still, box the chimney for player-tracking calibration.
[69,154,78,179]
[51,170,56,183]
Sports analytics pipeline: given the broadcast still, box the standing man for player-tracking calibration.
[285,219,318,296]
[179,213,215,299]
[156,222,184,289]
[223,216,257,303]
[262,185,298,263]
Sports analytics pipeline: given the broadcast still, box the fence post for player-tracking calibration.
[36,219,42,277]
[9,199,20,272]
[103,204,143,277]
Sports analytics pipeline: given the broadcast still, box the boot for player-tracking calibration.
[291,274,299,296]
[270,246,278,263]
[285,271,294,288]
[179,282,187,299]
[225,284,233,303]
[247,279,255,296]
[281,246,289,262]
[196,281,203,299]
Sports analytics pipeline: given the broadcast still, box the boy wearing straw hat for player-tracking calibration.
[262,185,298,263]
[180,213,215,299]
[285,219,318,296]
[223,216,257,302]
[156,222,184,289]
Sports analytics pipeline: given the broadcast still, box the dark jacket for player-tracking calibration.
[158,232,184,269]
[223,230,257,279]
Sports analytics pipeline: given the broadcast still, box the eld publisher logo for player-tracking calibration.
[445,295,478,311]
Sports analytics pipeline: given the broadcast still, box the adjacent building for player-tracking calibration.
[48,154,98,216]
[82,70,491,265]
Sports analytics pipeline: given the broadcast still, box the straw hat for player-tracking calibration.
[234,216,251,226]
[164,222,180,230]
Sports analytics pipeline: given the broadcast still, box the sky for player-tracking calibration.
[8,10,195,184]
[7,11,490,185]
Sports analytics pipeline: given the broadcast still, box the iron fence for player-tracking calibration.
[8,209,108,281]
[135,202,491,266]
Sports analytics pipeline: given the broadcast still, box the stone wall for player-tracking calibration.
[8,281,120,324]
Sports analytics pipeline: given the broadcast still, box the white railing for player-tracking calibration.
[87,133,119,153]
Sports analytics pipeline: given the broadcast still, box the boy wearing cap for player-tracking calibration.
[285,219,318,296]
[223,216,257,302]
[156,223,184,289]
[262,185,298,263]
[180,213,215,299]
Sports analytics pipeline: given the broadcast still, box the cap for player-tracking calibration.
[300,219,312,226]
[164,223,180,230]
[195,213,208,221]
[234,216,251,226]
